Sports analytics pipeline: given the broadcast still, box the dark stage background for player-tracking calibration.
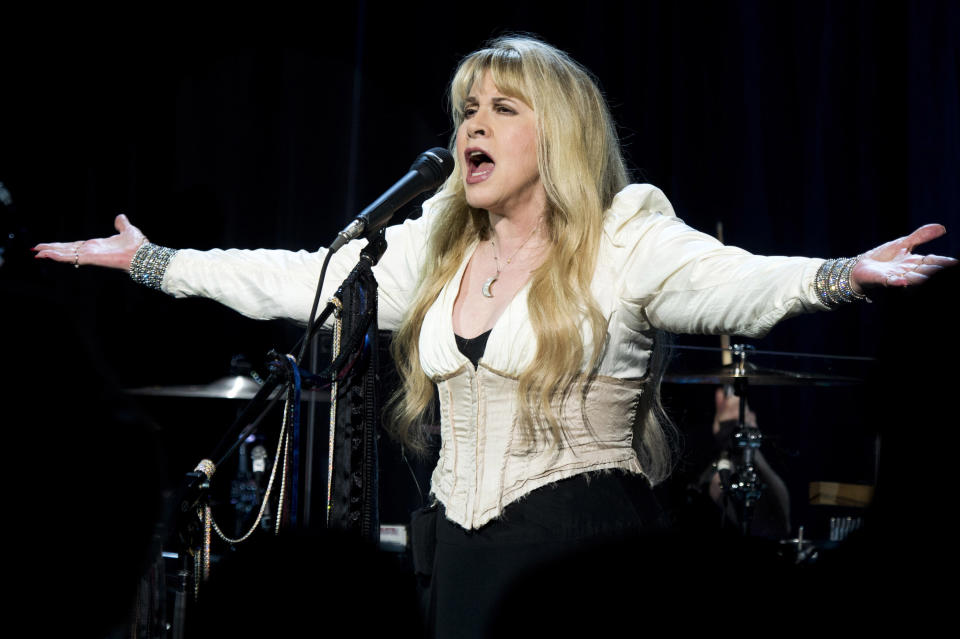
[2,0,958,631]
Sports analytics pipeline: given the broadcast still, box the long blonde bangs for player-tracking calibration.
[387,36,674,484]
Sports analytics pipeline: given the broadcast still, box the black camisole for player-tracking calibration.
[454,329,491,368]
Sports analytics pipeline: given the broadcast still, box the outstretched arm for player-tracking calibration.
[32,207,435,330]
[617,199,956,337]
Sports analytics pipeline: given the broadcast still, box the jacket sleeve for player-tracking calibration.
[610,184,828,338]
[160,202,436,331]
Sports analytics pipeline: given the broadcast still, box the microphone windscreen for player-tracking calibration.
[411,147,454,185]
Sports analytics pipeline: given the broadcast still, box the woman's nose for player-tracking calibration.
[466,116,487,138]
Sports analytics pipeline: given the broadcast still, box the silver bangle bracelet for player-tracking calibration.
[814,256,866,308]
[129,242,179,290]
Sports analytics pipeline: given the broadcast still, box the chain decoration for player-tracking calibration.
[326,297,344,525]
[189,357,300,598]
[194,552,202,600]
[275,409,292,535]
[207,396,293,544]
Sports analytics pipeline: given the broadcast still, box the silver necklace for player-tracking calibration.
[481,221,541,298]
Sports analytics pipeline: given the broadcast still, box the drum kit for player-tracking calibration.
[663,340,873,554]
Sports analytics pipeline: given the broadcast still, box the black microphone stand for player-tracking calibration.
[167,229,390,623]
[307,230,388,542]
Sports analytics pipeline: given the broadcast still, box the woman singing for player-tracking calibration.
[34,36,954,637]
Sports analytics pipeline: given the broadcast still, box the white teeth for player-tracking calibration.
[468,150,492,178]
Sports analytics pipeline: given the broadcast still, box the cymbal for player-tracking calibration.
[671,343,875,362]
[663,362,861,386]
[125,375,330,401]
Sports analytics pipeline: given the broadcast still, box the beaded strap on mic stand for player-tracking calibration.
[326,297,344,525]
[190,355,299,598]
[193,459,215,600]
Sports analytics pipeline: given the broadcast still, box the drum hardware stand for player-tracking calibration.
[718,344,766,536]
[779,525,818,564]
[665,339,873,543]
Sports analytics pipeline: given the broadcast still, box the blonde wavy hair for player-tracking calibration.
[388,35,674,484]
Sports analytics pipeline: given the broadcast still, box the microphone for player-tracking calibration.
[329,147,454,253]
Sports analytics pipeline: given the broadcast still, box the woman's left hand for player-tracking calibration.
[851,224,957,292]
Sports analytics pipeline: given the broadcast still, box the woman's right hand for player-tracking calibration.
[33,214,148,272]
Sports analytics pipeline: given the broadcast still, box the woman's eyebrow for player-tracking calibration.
[463,96,516,106]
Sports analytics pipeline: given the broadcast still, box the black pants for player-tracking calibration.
[427,470,664,639]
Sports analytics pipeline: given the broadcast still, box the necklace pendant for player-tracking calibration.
[481,273,498,298]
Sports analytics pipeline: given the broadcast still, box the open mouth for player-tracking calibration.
[467,149,495,177]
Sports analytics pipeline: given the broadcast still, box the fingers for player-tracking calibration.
[114,214,130,232]
[901,253,954,272]
[887,271,924,287]
[33,248,67,262]
[33,241,75,252]
[884,257,955,287]
[33,241,83,264]
[921,254,959,268]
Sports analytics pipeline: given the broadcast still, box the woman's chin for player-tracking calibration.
[464,191,496,214]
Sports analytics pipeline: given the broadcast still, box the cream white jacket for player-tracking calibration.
[163,184,827,529]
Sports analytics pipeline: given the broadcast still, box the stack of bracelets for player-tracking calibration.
[814,256,868,308]
[130,242,179,290]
